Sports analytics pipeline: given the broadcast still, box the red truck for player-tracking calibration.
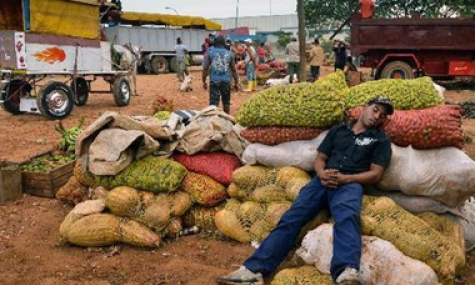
[350,14,475,81]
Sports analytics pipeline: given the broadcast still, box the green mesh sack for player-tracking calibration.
[315,70,348,91]
[236,82,345,127]
[344,77,443,110]
[215,209,251,243]
[105,186,142,217]
[227,183,248,200]
[271,266,333,285]
[180,172,227,206]
[76,156,187,193]
[231,166,278,193]
[417,212,465,253]
[249,202,292,242]
[236,201,265,229]
[361,196,465,284]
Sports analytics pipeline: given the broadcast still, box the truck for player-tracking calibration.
[350,13,475,81]
[102,12,222,74]
[0,0,136,119]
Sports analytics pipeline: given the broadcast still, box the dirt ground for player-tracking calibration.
[1,67,475,285]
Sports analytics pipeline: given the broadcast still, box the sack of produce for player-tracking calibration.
[180,172,227,206]
[361,196,465,284]
[315,70,348,91]
[55,176,89,205]
[173,152,242,186]
[344,77,444,110]
[271,266,332,285]
[182,204,224,231]
[297,223,440,285]
[347,105,464,149]
[241,132,327,172]
[379,144,475,206]
[235,83,345,127]
[240,126,325,146]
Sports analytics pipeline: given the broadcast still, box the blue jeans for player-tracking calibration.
[243,177,363,281]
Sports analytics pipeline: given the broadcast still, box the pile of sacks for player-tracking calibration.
[56,71,475,285]
[235,60,288,86]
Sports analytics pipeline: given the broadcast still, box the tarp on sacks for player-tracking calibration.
[120,12,222,30]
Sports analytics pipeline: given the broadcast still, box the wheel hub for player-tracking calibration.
[47,90,69,114]
[120,82,130,100]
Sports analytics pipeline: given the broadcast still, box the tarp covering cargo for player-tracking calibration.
[0,1,23,31]
[120,12,222,30]
[29,0,100,39]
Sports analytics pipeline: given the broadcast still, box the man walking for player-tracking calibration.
[202,36,240,114]
[285,37,300,83]
[309,38,325,81]
[174,37,188,81]
[243,38,257,92]
[217,96,394,285]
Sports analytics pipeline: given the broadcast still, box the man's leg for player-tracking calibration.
[327,183,363,283]
[243,177,327,276]
[289,63,295,83]
[295,63,301,82]
[315,66,321,80]
[209,82,221,107]
[310,65,317,81]
[221,81,231,114]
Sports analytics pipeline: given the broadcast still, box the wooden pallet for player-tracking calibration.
[21,151,75,198]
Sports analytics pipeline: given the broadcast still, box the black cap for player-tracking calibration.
[367,96,394,115]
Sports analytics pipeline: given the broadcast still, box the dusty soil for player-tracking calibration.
[0,67,475,285]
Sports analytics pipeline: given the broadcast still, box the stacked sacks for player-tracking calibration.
[74,156,187,193]
[215,166,329,243]
[56,176,90,205]
[180,172,228,206]
[344,77,444,110]
[271,266,332,285]
[240,126,326,146]
[315,70,349,91]
[360,196,465,284]
[60,200,161,248]
[235,82,345,127]
[346,105,464,149]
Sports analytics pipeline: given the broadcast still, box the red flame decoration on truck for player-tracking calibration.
[33,47,66,64]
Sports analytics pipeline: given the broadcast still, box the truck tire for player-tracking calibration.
[113,76,131,107]
[0,79,30,115]
[150,56,168,74]
[169,57,178,73]
[380,61,415,79]
[71,77,89,106]
[37,81,75,120]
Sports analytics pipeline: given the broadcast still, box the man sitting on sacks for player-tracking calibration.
[217,96,394,285]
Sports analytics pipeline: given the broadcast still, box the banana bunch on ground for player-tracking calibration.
[56,117,85,153]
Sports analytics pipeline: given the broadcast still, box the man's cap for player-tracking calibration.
[368,96,394,115]
[244,38,253,43]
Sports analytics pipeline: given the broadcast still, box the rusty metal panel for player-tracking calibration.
[351,15,475,55]
[0,31,18,69]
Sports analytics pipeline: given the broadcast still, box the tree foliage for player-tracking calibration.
[304,0,475,29]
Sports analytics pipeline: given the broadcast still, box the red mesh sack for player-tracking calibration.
[180,172,228,206]
[240,126,326,146]
[346,105,464,149]
[173,152,242,186]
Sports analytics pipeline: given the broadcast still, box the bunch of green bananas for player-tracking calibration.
[56,117,85,153]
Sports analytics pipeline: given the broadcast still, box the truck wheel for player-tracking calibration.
[113,77,131,107]
[380,61,415,79]
[150,56,168,74]
[37,81,74,120]
[71,77,89,106]
[169,57,178,73]
[0,79,30,115]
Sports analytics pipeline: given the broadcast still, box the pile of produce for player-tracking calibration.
[55,117,84,153]
[21,153,75,173]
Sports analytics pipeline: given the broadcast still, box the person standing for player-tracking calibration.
[216,96,394,285]
[309,38,325,81]
[333,40,347,71]
[257,42,266,64]
[285,37,300,83]
[174,37,188,81]
[243,38,257,92]
[202,36,240,114]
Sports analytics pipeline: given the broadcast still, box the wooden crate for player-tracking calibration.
[21,152,75,198]
[0,162,22,205]
[347,71,362,87]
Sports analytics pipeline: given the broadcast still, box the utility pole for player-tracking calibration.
[235,0,240,28]
[297,0,306,81]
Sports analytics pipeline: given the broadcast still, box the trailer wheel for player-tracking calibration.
[113,77,131,107]
[380,61,415,79]
[169,57,178,73]
[71,77,89,106]
[37,81,74,120]
[150,56,168,74]
[0,79,30,115]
